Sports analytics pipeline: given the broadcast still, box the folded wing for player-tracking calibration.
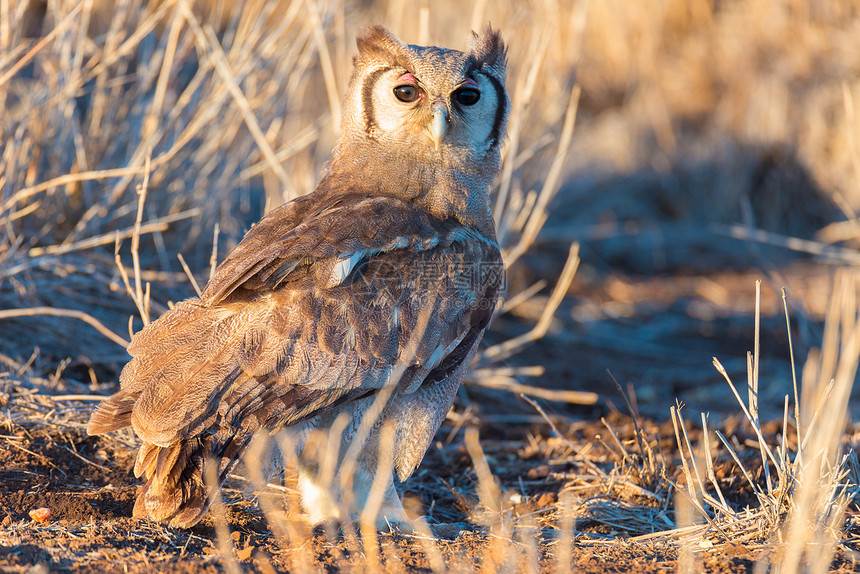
[88,193,502,527]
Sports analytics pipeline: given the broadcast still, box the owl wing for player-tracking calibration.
[87,193,502,527]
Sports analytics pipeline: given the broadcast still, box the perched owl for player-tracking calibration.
[88,25,509,529]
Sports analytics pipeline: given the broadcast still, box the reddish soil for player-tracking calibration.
[1,391,858,573]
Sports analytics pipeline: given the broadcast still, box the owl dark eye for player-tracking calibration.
[393,85,421,103]
[453,87,481,106]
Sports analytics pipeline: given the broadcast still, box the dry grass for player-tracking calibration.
[2,0,860,572]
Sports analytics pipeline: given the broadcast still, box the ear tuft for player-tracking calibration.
[468,26,507,79]
[355,25,406,61]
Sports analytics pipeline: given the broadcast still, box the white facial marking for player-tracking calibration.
[372,69,418,134]
[455,73,499,153]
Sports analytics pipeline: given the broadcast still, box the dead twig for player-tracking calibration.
[0,307,128,349]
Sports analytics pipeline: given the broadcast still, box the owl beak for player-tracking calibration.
[426,102,448,150]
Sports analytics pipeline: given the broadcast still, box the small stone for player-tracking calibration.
[236,544,254,561]
[527,465,550,479]
[536,492,557,507]
[29,507,51,523]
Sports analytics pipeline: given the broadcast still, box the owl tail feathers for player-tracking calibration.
[86,390,209,526]
[128,427,255,528]
[87,390,138,435]
[131,438,210,528]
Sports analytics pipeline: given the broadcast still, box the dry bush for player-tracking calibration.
[0,0,584,380]
[2,0,859,374]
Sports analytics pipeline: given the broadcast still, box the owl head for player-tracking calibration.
[335,25,509,177]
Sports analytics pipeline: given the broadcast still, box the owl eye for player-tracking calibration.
[393,85,422,103]
[453,87,481,106]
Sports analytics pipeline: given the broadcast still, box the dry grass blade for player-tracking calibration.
[777,270,860,574]
[0,1,84,88]
[47,394,106,401]
[130,151,151,325]
[712,358,780,471]
[271,433,318,574]
[494,27,548,232]
[713,429,765,502]
[26,208,200,257]
[178,0,292,194]
[481,242,579,363]
[782,287,802,461]
[750,280,760,427]
[469,376,597,405]
[714,224,860,265]
[700,413,732,517]
[204,457,243,574]
[506,83,580,265]
[465,426,520,574]
[142,7,183,141]
[799,379,835,453]
[0,307,128,349]
[554,489,575,574]
[677,410,706,503]
[209,223,220,282]
[304,0,341,132]
[670,405,699,503]
[606,369,651,471]
[0,201,40,226]
[676,485,699,574]
[498,279,546,314]
[177,253,202,297]
[465,428,501,515]
[359,422,396,570]
[3,164,159,214]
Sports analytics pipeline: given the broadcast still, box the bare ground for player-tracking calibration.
[1,373,858,573]
[2,260,860,573]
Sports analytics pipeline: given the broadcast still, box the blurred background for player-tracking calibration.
[2,0,859,423]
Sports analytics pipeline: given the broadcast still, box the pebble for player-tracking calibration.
[29,507,52,523]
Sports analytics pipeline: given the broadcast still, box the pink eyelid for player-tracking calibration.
[393,73,478,95]
[395,73,418,84]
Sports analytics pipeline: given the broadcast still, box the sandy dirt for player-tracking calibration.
[1,385,858,573]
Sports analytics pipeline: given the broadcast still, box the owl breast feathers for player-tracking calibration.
[88,24,509,529]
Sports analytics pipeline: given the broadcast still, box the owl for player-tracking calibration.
[88,25,508,529]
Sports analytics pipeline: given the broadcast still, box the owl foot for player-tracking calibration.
[312,518,346,540]
[430,522,472,539]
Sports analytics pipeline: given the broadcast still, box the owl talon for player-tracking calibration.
[430,522,472,539]
[380,517,416,535]
[312,518,346,540]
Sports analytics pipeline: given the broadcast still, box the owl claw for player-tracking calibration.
[312,518,346,539]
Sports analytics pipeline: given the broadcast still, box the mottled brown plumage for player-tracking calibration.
[88,25,509,528]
